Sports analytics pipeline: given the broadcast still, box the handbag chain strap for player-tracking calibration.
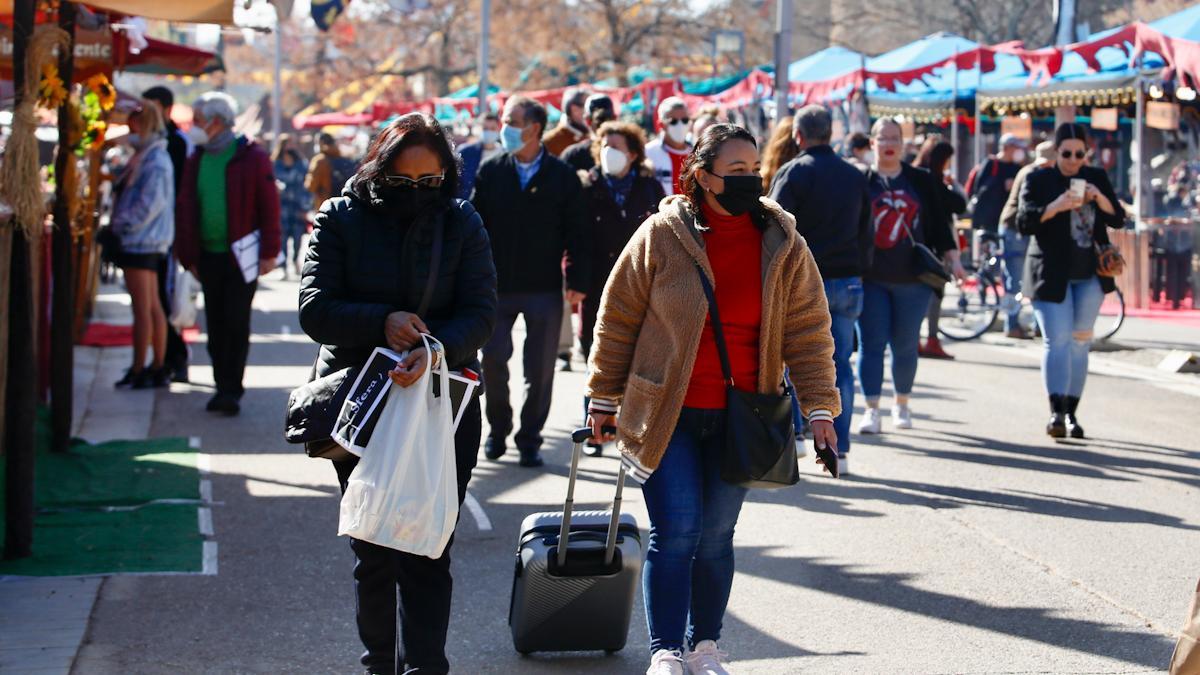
[694,263,736,388]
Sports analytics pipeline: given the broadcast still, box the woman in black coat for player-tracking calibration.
[298,113,497,675]
[1017,122,1124,439]
[577,121,665,456]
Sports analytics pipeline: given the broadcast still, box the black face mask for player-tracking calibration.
[713,174,762,216]
[371,182,442,221]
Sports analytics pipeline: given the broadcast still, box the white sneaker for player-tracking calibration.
[891,404,913,430]
[836,455,849,476]
[686,641,731,674]
[858,407,882,434]
[648,649,686,675]
[795,437,809,457]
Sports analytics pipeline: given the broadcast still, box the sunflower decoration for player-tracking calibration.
[85,73,117,112]
[37,62,68,110]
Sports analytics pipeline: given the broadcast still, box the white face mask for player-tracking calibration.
[665,122,688,145]
[601,146,629,176]
[481,129,499,146]
[1012,149,1027,163]
[861,150,876,165]
[187,125,209,146]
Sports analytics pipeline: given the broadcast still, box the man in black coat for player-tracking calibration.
[142,85,191,383]
[471,96,590,468]
[768,104,872,467]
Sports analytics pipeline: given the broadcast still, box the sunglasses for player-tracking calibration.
[1060,150,1087,160]
[380,173,444,189]
[667,118,691,126]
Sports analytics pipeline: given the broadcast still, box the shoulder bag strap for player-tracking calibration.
[416,215,444,318]
[693,263,735,387]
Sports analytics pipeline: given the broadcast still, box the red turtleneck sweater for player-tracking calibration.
[683,201,764,410]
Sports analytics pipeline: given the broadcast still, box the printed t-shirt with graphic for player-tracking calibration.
[866,170,924,283]
[1068,202,1099,279]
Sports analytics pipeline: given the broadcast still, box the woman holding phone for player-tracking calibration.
[1016,122,1124,439]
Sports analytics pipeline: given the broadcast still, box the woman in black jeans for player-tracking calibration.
[298,113,497,674]
[578,120,665,456]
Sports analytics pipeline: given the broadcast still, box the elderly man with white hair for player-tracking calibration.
[175,91,281,416]
[645,95,692,195]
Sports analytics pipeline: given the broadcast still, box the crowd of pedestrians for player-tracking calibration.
[103,80,1136,673]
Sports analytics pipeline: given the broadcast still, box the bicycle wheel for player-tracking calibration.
[938,271,1001,341]
[1094,286,1125,341]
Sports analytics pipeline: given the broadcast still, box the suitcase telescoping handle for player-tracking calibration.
[558,427,624,569]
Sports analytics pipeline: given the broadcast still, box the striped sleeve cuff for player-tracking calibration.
[806,409,834,424]
[588,398,619,415]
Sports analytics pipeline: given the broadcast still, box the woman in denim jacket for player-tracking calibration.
[112,101,176,389]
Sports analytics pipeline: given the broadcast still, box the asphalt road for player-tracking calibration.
[72,274,1198,674]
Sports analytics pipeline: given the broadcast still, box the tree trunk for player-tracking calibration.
[4,0,37,562]
[50,1,77,454]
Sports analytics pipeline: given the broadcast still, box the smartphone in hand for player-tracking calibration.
[814,441,840,479]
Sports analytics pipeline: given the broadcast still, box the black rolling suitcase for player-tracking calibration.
[508,428,642,655]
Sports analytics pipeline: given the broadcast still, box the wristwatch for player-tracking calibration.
[428,341,443,369]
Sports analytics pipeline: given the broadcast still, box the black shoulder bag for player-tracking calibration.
[694,264,799,489]
[285,213,445,460]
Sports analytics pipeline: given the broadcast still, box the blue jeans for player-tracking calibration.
[641,408,749,653]
[857,280,933,399]
[1000,228,1028,331]
[1032,277,1103,397]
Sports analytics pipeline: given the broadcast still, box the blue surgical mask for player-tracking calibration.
[501,124,527,153]
[481,129,499,146]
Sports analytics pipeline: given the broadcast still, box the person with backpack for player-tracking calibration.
[306,132,356,211]
[967,134,1028,338]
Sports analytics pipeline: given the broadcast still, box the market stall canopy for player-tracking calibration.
[787,46,864,104]
[1149,2,1200,39]
[115,34,223,76]
[0,0,234,24]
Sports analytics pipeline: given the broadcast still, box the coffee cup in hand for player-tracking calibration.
[1070,178,1087,202]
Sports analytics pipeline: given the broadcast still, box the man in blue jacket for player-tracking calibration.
[456,112,501,200]
[768,105,873,475]
[471,96,590,468]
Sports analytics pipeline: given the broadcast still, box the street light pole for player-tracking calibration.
[773,0,792,120]
[271,6,283,154]
[477,0,491,115]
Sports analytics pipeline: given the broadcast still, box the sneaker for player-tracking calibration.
[207,393,240,416]
[686,641,731,675]
[891,404,913,430]
[857,408,882,434]
[583,443,604,458]
[557,352,573,372]
[795,437,808,457]
[1005,327,1033,340]
[836,455,849,476]
[647,649,686,675]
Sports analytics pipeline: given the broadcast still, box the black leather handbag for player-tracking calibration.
[910,240,952,291]
[695,264,799,490]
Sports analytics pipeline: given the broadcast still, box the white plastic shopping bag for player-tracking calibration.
[337,335,459,558]
[170,269,200,330]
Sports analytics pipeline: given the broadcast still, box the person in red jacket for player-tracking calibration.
[175,91,281,416]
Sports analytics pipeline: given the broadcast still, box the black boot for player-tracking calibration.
[1046,394,1067,438]
[1064,396,1085,439]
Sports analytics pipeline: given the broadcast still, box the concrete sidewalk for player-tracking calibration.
[1,283,154,675]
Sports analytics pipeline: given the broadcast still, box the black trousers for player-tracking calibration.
[334,397,482,675]
[577,293,602,361]
[481,292,563,451]
[197,252,256,397]
[156,252,189,372]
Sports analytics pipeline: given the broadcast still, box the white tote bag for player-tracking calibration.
[170,269,200,330]
[337,334,459,558]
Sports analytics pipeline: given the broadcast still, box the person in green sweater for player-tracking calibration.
[176,91,282,416]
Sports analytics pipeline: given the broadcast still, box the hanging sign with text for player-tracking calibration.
[1000,115,1033,140]
[1146,101,1181,130]
[1091,107,1119,131]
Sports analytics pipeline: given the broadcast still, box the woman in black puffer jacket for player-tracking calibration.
[298,113,497,675]
[577,121,664,456]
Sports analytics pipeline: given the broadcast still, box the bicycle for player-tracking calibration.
[937,232,1125,342]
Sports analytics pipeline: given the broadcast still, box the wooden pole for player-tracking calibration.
[4,0,38,561]
[50,1,77,454]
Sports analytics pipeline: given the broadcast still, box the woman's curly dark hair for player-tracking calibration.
[678,122,767,230]
[349,113,461,202]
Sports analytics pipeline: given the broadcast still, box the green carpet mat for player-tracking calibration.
[1,415,203,576]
